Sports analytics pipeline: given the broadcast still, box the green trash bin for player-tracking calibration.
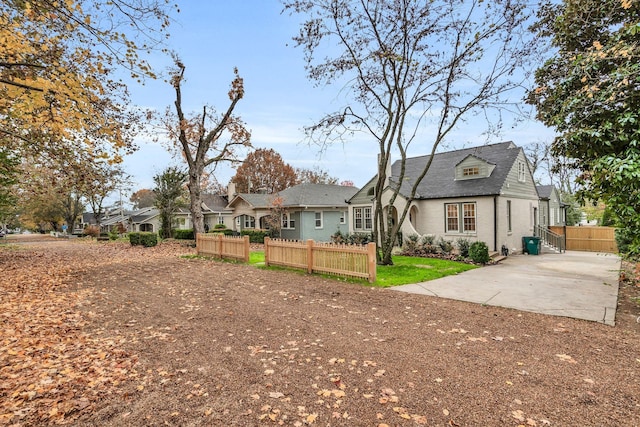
[523,236,541,255]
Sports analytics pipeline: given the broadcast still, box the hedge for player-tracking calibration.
[129,232,158,247]
[173,229,195,240]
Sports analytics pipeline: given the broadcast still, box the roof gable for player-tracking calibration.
[391,141,524,199]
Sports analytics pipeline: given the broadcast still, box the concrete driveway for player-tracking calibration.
[392,251,622,325]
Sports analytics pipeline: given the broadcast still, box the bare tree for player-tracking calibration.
[167,59,251,235]
[284,0,537,264]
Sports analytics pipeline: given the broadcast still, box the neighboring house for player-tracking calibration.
[536,185,566,227]
[225,192,272,231]
[130,207,161,232]
[201,193,234,231]
[226,183,359,242]
[76,193,232,235]
[348,141,540,253]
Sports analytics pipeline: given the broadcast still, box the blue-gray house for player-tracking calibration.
[227,183,359,242]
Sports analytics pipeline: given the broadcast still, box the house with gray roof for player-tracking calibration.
[348,141,540,253]
[536,185,566,227]
[226,183,359,241]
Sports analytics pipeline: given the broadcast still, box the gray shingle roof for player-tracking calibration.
[392,141,522,199]
[279,183,359,207]
[536,185,553,200]
[230,193,272,208]
[201,194,229,212]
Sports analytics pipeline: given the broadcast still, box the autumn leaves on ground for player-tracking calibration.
[1,237,639,426]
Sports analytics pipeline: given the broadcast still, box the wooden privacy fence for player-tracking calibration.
[548,226,618,253]
[264,237,377,283]
[196,233,250,262]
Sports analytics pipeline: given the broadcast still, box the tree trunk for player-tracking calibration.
[188,169,205,236]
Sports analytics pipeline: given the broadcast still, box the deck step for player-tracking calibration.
[492,255,507,263]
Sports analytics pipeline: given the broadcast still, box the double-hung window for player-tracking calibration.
[282,213,295,229]
[445,202,477,233]
[354,207,372,230]
[314,211,323,229]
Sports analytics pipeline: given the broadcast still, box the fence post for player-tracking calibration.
[264,236,270,267]
[367,242,377,283]
[243,235,250,263]
[196,233,201,256]
[307,239,314,274]
[215,233,222,258]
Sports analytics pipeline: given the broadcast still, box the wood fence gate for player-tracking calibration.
[548,226,617,253]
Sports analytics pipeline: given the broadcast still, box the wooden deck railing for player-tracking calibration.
[196,233,250,262]
[534,225,566,253]
[264,237,377,283]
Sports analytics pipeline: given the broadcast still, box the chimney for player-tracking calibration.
[227,181,237,199]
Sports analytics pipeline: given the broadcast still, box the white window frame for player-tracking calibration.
[314,211,323,229]
[353,207,372,231]
[354,208,363,230]
[364,207,372,229]
[339,211,346,224]
[282,212,295,229]
[445,202,477,233]
[446,204,459,232]
[463,166,480,177]
[243,215,255,229]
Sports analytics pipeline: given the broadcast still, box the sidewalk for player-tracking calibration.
[392,251,621,325]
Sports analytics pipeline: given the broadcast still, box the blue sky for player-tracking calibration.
[121,0,556,199]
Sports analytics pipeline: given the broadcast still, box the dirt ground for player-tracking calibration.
[1,236,639,426]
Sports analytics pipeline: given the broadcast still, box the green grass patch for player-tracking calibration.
[374,255,477,287]
[250,251,265,265]
[248,251,476,287]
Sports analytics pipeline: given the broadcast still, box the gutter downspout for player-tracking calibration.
[493,196,498,252]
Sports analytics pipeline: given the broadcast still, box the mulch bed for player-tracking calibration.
[1,238,639,426]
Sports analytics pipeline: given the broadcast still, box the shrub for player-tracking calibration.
[403,234,420,253]
[241,229,271,243]
[469,241,490,264]
[456,238,471,258]
[615,227,640,259]
[129,232,141,246]
[437,237,454,254]
[140,232,158,247]
[330,230,372,245]
[214,223,227,230]
[129,232,158,247]
[83,225,100,238]
[108,230,119,241]
[173,229,195,240]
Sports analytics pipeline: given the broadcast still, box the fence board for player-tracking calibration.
[264,237,377,283]
[196,234,250,262]
[548,226,617,253]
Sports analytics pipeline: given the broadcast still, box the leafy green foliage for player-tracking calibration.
[173,229,194,240]
[241,230,271,243]
[456,238,471,258]
[153,167,188,239]
[331,230,374,245]
[129,232,157,247]
[528,0,640,256]
[469,241,490,264]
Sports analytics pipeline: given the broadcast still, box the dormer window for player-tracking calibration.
[463,166,479,177]
[455,155,494,180]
